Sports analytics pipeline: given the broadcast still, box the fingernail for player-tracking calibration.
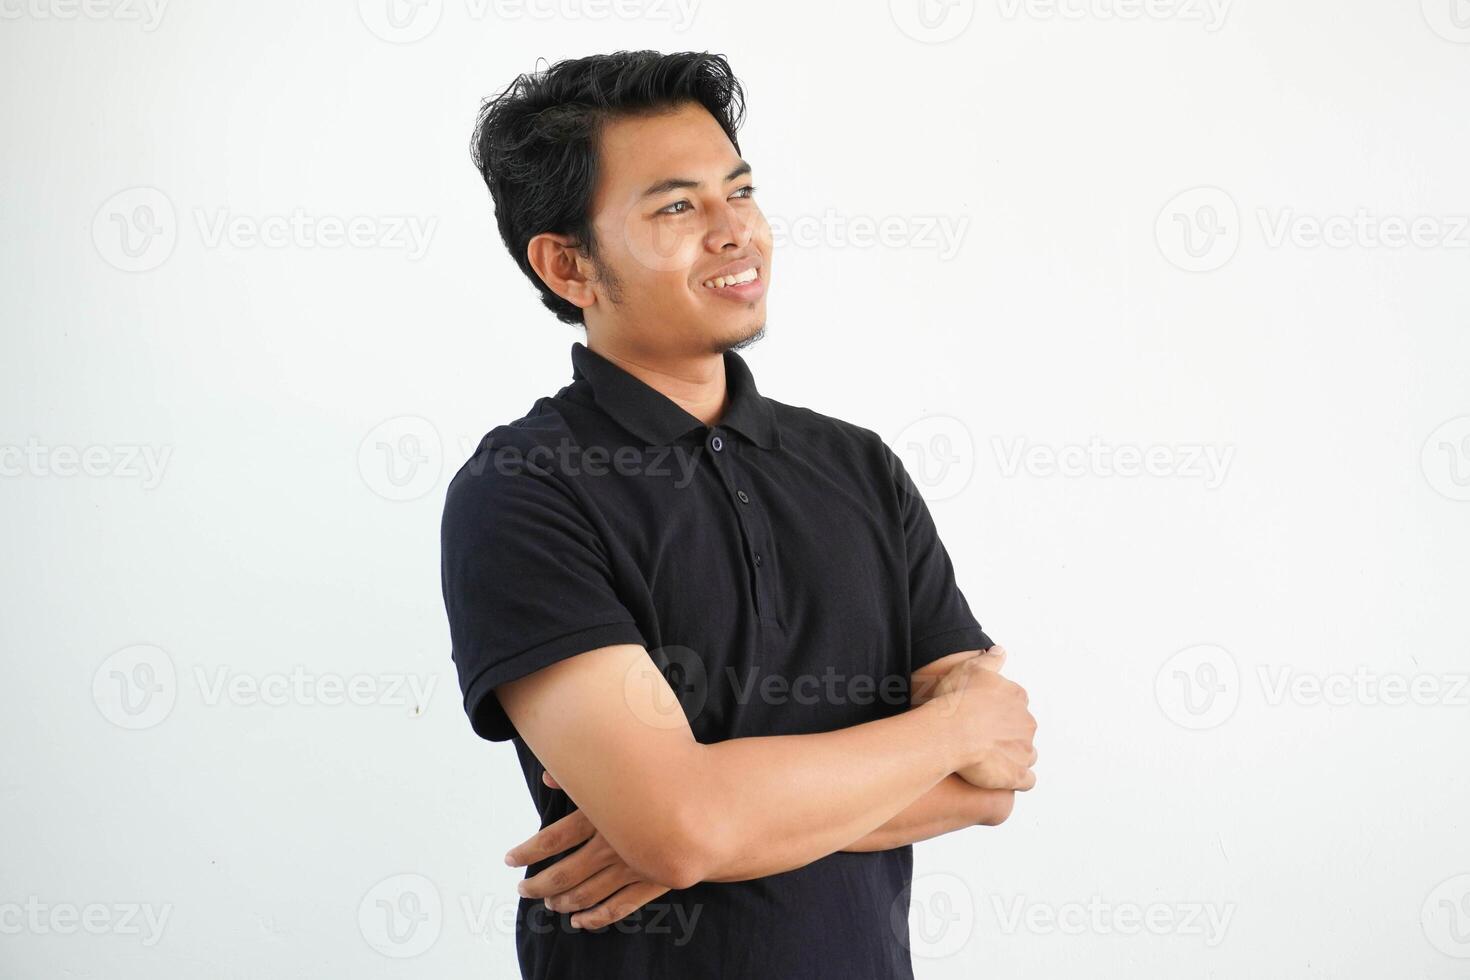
[504,852,516,866]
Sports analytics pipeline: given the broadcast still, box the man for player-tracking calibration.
[441,50,1038,979]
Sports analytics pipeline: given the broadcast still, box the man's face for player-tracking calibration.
[582,101,771,356]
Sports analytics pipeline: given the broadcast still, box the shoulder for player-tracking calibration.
[766,397,899,474]
[441,395,584,529]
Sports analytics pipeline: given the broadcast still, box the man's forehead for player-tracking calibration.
[595,105,741,196]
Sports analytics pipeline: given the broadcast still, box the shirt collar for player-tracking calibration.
[569,341,781,451]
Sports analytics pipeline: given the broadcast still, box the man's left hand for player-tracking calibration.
[505,771,673,930]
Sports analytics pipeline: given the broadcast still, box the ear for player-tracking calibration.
[527,232,595,311]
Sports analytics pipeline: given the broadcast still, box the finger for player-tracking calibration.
[547,862,640,913]
[974,645,1007,672]
[518,836,618,900]
[570,881,672,930]
[542,770,561,790]
[504,809,595,868]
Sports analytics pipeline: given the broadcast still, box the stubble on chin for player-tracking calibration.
[712,321,766,355]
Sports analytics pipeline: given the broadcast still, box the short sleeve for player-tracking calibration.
[882,441,994,670]
[440,435,647,742]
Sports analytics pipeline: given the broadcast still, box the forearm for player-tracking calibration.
[840,774,1009,851]
[691,697,961,883]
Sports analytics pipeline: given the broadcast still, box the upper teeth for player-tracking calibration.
[703,267,758,289]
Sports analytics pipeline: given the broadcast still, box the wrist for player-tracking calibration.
[916,692,967,775]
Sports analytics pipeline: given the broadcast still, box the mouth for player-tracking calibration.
[699,264,765,303]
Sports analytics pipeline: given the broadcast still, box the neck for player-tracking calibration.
[586,337,729,427]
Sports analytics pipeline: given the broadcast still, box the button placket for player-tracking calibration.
[704,430,775,623]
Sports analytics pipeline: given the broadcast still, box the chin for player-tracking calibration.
[716,321,766,353]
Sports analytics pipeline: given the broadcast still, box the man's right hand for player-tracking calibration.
[930,646,1038,792]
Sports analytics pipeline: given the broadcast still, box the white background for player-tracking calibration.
[4,0,1470,976]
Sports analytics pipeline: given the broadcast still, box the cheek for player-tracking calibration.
[751,211,774,254]
[616,214,704,277]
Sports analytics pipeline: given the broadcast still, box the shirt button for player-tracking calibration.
[754,553,763,566]
[711,435,724,452]
[737,490,750,504]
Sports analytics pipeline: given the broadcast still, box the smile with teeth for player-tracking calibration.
[701,267,759,289]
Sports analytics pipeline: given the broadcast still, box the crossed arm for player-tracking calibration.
[496,644,1027,929]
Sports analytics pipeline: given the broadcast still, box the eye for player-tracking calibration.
[659,200,692,216]
[733,184,757,200]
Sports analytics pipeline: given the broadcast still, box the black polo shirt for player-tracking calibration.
[440,340,992,980]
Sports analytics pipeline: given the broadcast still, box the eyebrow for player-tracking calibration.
[640,161,753,199]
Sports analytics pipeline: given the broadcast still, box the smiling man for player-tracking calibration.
[441,50,1037,979]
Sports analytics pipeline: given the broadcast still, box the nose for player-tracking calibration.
[704,198,755,253]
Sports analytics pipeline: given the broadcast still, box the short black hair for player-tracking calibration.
[470,51,748,325]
